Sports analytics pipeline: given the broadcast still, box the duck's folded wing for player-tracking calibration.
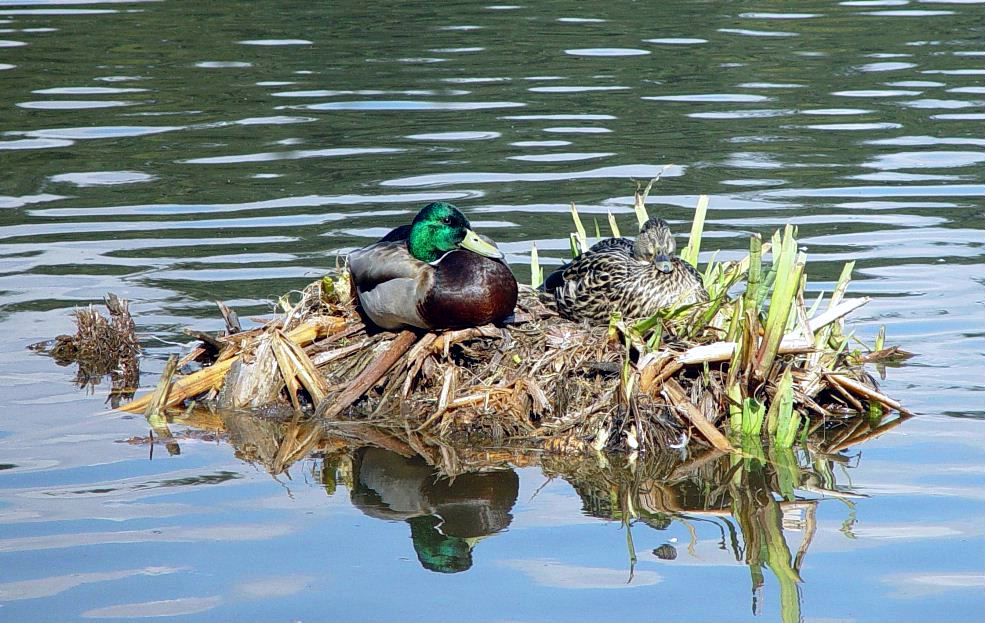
[348,241,424,291]
[348,241,432,329]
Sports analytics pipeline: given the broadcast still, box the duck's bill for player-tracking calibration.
[460,229,504,259]
[653,255,673,274]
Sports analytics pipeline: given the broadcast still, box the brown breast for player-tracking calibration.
[418,251,518,329]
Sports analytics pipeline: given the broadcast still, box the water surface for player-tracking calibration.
[0,1,982,621]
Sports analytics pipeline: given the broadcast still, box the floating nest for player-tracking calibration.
[114,229,911,456]
[37,184,911,456]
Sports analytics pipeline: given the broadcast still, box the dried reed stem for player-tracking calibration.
[662,379,733,452]
[825,373,910,414]
[316,330,419,420]
[120,317,345,413]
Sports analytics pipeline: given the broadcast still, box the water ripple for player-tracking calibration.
[898,98,983,109]
[849,172,968,183]
[0,194,66,210]
[180,147,403,165]
[688,109,792,119]
[564,48,650,56]
[831,89,922,97]
[18,126,181,139]
[738,82,804,89]
[763,184,984,198]
[528,86,630,93]
[931,113,985,121]
[503,114,616,120]
[921,69,985,75]
[801,122,903,130]
[857,62,919,72]
[866,135,985,147]
[406,131,501,141]
[860,10,955,17]
[32,86,146,95]
[272,89,469,97]
[31,193,478,218]
[644,94,772,103]
[0,8,122,16]
[542,126,611,133]
[380,164,682,188]
[297,100,524,111]
[800,108,874,115]
[839,1,907,5]
[887,80,945,87]
[0,215,347,241]
[643,38,707,45]
[238,39,312,46]
[48,171,155,187]
[510,140,571,147]
[508,152,614,162]
[863,151,985,170]
[194,61,252,69]
[0,138,74,150]
[17,100,137,110]
[718,28,798,37]
[739,12,820,18]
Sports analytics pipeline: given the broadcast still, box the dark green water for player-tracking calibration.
[1,1,982,621]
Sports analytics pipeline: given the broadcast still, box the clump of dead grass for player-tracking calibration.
[30,293,140,405]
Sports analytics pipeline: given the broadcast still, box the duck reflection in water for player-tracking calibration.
[350,448,519,573]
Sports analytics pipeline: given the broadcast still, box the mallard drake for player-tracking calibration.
[545,217,708,323]
[348,202,518,330]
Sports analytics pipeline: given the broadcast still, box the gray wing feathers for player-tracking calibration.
[355,277,427,329]
[348,242,423,288]
[348,241,431,330]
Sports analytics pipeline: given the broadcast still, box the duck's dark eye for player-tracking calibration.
[441,216,453,225]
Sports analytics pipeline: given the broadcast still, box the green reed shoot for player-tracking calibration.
[570,202,588,255]
[529,243,543,289]
[743,234,763,311]
[741,397,766,437]
[607,211,621,238]
[679,194,708,268]
[766,369,800,447]
[755,225,805,379]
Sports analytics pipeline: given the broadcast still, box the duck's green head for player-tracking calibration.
[407,202,503,263]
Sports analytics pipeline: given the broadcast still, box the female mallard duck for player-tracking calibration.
[545,217,708,323]
[348,202,518,331]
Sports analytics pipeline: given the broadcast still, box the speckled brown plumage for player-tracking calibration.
[547,217,708,324]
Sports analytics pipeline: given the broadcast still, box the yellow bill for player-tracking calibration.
[460,228,504,259]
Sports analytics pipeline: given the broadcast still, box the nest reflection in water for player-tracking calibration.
[139,403,883,621]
